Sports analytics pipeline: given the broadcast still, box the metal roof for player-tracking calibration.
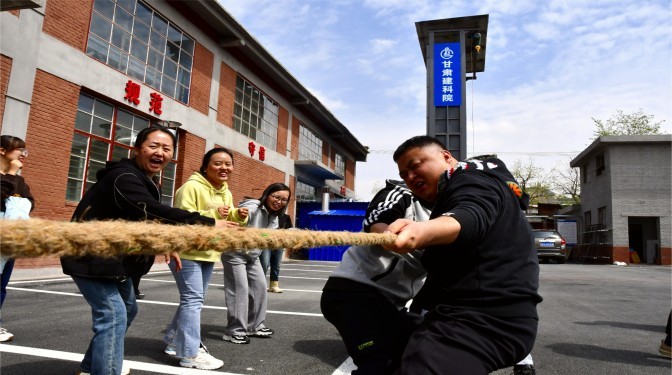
[416,14,489,73]
[169,0,368,162]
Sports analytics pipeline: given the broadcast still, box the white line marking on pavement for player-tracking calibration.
[208,273,327,281]
[277,268,334,273]
[269,275,327,280]
[6,287,324,317]
[283,263,338,268]
[0,344,245,374]
[267,288,322,293]
[331,356,356,375]
[141,279,323,293]
[9,277,74,284]
[6,287,81,297]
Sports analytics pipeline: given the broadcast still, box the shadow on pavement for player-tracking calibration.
[547,343,670,368]
[125,336,179,365]
[574,320,664,333]
[293,339,349,367]
[1,358,78,375]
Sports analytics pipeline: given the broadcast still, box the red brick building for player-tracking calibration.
[1,0,368,267]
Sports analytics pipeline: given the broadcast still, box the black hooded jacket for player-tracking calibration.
[415,157,542,318]
[61,158,215,280]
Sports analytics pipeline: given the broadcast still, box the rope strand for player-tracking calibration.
[0,219,396,258]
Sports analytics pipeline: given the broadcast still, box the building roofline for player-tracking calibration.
[171,0,369,161]
[570,134,671,167]
[415,14,489,73]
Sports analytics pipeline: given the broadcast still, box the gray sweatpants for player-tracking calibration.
[221,251,268,336]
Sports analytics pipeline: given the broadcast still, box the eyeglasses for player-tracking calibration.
[269,194,289,204]
[17,148,28,157]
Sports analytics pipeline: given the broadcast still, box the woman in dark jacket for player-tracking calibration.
[0,135,34,343]
[61,126,237,375]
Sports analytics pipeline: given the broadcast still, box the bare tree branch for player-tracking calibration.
[552,161,581,204]
[511,157,555,205]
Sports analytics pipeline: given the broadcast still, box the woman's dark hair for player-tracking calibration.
[199,147,234,174]
[1,135,26,152]
[392,135,447,162]
[260,182,291,211]
[134,126,176,149]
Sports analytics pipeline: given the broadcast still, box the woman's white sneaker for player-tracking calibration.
[164,344,176,356]
[0,328,14,342]
[179,351,224,370]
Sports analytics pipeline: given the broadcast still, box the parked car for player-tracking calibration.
[533,230,567,264]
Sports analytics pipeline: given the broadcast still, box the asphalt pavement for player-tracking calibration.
[1,261,671,374]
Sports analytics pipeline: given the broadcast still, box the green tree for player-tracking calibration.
[592,109,665,138]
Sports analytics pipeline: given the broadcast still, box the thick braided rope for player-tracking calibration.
[0,219,396,258]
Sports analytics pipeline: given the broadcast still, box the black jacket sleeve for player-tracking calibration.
[433,171,502,246]
[362,183,413,232]
[280,214,293,229]
[109,172,214,225]
[0,174,35,212]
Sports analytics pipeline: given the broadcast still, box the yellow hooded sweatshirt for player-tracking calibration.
[174,171,248,262]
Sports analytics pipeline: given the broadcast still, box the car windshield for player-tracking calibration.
[534,231,559,238]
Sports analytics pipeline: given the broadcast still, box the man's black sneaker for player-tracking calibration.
[247,327,274,337]
[222,333,250,344]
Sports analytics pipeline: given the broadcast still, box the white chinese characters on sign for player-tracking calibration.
[441,49,454,103]
[433,43,462,107]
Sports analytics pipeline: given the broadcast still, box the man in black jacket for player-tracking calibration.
[385,136,542,375]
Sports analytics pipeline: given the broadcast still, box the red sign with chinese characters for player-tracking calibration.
[149,92,163,115]
[259,146,266,161]
[122,81,165,117]
[124,80,140,105]
[248,142,256,157]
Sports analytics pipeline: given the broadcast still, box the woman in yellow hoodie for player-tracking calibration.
[163,147,248,370]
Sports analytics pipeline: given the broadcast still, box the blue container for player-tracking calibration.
[295,201,369,229]
[306,210,366,261]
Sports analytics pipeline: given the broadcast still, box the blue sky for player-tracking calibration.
[217,0,672,200]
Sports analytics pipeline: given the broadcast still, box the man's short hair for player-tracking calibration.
[393,136,447,162]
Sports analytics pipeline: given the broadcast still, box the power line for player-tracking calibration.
[367,150,580,156]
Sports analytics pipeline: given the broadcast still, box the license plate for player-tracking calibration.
[540,242,554,247]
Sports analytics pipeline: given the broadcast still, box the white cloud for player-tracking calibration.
[307,87,349,111]
[370,38,398,53]
[216,0,672,201]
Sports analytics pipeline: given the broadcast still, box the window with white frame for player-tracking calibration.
[334,153,345,177]
[86,0,194,104]
[67,93,178,205]
[295,181,317,201]
[232,76,279,150]
[299,125,322,161]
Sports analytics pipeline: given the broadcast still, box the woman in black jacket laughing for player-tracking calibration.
[62,126,238,375]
